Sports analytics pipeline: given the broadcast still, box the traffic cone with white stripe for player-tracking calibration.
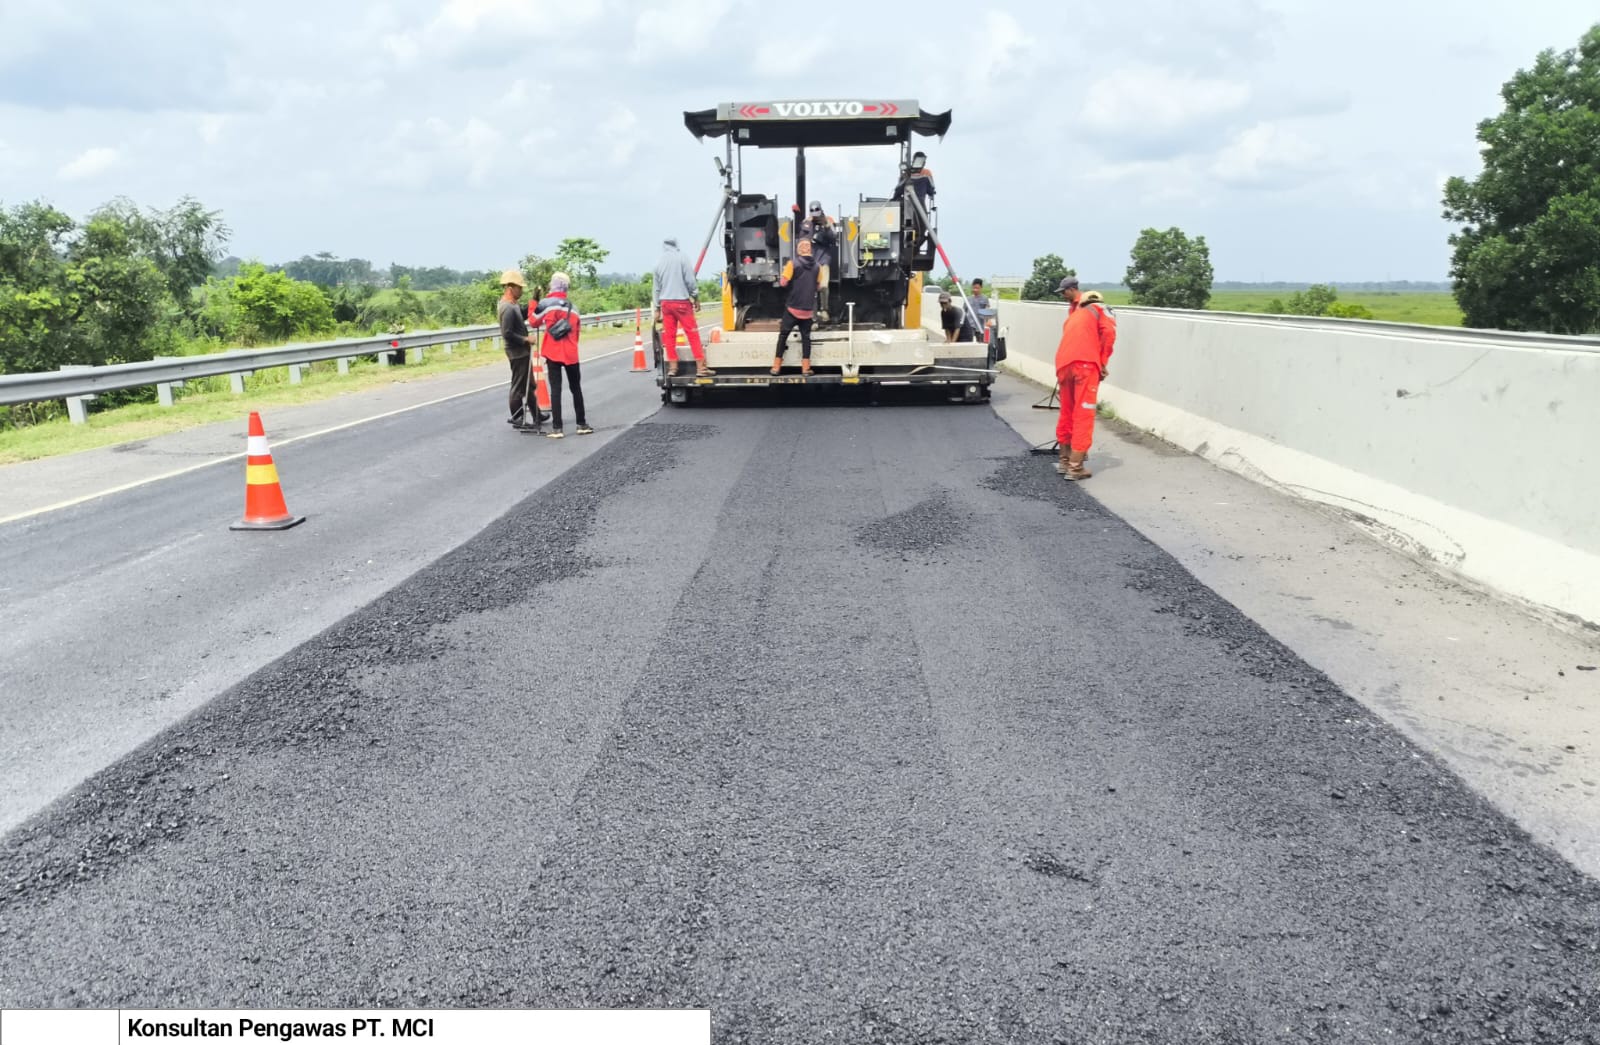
[630,309,649,372]
[230,412,304,531]
[532,351,552,412]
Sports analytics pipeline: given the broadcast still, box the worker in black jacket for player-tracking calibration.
[772,238,821,376]
[797,201,837,320]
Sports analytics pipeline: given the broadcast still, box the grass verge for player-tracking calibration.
[0,342,508,466]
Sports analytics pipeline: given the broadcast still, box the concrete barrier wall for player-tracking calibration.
[991,296,1600,627]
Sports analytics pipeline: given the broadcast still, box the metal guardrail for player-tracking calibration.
[0,309,643,417]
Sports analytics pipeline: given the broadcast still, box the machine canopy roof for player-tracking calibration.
[684,99,951,148]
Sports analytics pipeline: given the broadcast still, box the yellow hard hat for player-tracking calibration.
[500,269,526,287]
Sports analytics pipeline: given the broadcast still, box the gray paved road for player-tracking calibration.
[2,396,1596,1043]
[0,335,660,832]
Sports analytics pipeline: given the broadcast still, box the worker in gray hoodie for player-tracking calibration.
[652,237,713,377]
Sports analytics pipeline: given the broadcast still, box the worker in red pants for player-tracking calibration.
[652,237,713,377]
[1052,276,1117,480]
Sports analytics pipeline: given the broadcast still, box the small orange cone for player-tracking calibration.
[710,328,723,343]
[532,351,552,411]
[631,330,649,373]
[230,412,304,531]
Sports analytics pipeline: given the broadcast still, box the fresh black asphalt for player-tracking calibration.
[2,393,1596,1043]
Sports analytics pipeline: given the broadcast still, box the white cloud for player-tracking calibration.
[59,146,120,180]
[632,0,733,59]
[374,115,509,190]
[966,11,1033,91]
[383,0,605,68]
[198,115,228,146]
[1081,66,1252,159]
[1208,123,1326,189]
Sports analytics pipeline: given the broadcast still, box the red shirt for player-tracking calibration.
[528,292,580,365]
[1054,298,1116,379]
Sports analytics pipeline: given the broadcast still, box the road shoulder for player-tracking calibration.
[989,372,1600,879]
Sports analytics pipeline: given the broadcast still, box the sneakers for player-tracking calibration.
[575,424,594,435]
[546,430,566,439]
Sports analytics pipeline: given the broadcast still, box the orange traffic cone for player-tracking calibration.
[230,412,304,531]
[627,307,646,372]
[532,351,552,411]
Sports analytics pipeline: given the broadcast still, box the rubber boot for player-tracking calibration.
[1055,444,1071,475]
[818,286,830,323]
[1064,450,1092,481]
[696,357,716,377]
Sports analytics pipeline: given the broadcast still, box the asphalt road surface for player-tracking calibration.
[2,393,1597,1043]
[0,335,660,833]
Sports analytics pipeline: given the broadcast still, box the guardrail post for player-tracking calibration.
[225,350,254,394]
[337,357,352,375]
[60,365,96,424]
[155,356,185,407]
[288,364,307,385]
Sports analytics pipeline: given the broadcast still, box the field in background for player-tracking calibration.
[994,288,1465,327]
[1116,290,1464,326]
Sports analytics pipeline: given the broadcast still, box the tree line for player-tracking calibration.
[0,199,706,427]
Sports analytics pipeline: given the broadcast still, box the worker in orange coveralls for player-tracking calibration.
[1052,276,1117,480]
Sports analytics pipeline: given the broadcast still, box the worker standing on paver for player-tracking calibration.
[798,201,837,319]
[497,269,540,431]
[1053,276,1116,480]
[772,238,821,376]
[653,237,713,378]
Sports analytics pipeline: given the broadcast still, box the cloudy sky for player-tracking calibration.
[1,0,1595,282]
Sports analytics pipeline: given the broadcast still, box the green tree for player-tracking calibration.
[1286,284,1340,316]
[144,197,229,314]
[0,199,187,378]
[430,276,500,325]
[1124,227,1214,309]
[519,253,557,299]
[554,237,609,287]
[1442,24,1600,334]
[1323,302,1375,320]
[1021,254,1074,301]
[80,197,227,322]
[71,204,173,365]
[392,274,425,322]
[230,262,334,343]
[0,202,79,377]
